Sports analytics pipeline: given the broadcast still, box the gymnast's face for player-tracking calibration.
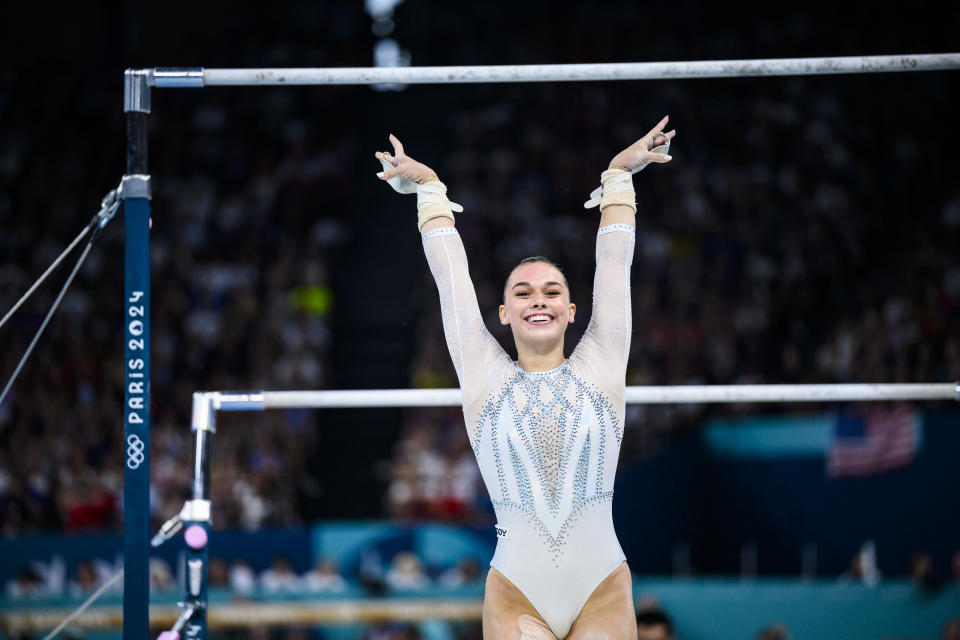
[499,262,576,348]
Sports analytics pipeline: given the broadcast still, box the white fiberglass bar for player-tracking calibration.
[621,383,959,404]
[207,383,960,411]
[185,53,960,87]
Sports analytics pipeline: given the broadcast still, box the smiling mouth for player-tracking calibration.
[524,314,555,325]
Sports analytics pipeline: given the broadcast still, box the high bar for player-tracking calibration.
[204,383,960,411]
[148,53,960,88]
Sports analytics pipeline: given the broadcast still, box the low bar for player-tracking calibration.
[202,383,960,409]
[263,388,460,408]
[622,383,957,404]
[194,53,960,87]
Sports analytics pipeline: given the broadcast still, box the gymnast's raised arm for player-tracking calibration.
[576,117,676,391]
[374,135,505,407]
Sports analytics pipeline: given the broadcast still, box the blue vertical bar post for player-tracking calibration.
[123,68,152,640]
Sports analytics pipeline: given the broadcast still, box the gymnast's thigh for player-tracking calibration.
[565,562,637,640]
[483,567,555,639]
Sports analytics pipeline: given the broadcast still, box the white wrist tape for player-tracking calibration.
[583,168,636,212]
[583,138,670,210]
[416,180,463,231]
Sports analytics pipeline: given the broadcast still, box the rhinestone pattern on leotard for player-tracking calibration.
[477,361,621,565]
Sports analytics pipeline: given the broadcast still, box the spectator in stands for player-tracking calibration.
[386,441,419,518]
[247,629,270,640]
[909,552,944,594]
[386,411,486,523]
[302,558,348,593]
[436,429,482,520]
[66,560,99,597]
[438,557,482,588]
[149,558,176,593]
[228,559,256,597]
[756,623,791,640]
[942,618,960,640]
[636,606,674,640]
[5,566,45,599]
[385,552,430,591]
[260,556,300,593]
[839,541,881,587]
[208,557,230,589]
[60,474,118,532]
[363,625,422,640]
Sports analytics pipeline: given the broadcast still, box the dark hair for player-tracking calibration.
[502,256,569,304]
[637,609,674,633]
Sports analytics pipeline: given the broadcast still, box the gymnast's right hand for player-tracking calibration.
[375,134,438,193]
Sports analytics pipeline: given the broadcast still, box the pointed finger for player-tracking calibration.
[645,115,670,139]
[389,134,405,157]
[379,151,399,166]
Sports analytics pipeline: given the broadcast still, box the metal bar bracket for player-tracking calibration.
[191,392,217,433]
[124,69,153,113]
[120,174,152,200]
[179,499,212,523]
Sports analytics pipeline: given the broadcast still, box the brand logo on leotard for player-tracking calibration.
[495,524,509,539]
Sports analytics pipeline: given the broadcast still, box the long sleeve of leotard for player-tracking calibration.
[573,224,636,396]
[421,227,507,407]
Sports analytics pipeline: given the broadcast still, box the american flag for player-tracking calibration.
[827,403,920,478]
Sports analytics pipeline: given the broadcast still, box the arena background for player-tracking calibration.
[1,1,959,639]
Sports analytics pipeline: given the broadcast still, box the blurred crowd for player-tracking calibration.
[0,1,958,552]
[0,62,349,534]
[3,549,482,599]
[8,552,959,639]
[382,408,485,522]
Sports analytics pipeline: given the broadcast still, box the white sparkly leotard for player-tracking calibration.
[422,223,635,639]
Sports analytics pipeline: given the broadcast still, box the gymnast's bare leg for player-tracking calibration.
[565,562,637,640]
[483,567,558,639]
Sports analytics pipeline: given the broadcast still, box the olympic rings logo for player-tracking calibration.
[126,434,146,469]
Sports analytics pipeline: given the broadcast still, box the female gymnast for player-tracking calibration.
[375,117,675,640]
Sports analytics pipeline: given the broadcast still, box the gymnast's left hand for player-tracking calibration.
[375,134,438,185]
[608,115,676,172]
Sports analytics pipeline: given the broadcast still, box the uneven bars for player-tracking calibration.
[203,383,960,411]
[149,53,960,88]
